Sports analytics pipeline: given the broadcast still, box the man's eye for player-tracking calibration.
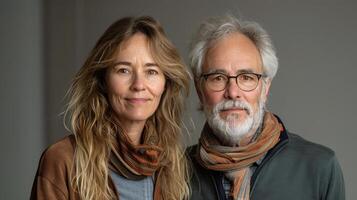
[211,75,226,82]
[241,74,254,81]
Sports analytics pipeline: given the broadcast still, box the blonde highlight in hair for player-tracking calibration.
[65,16,190,200]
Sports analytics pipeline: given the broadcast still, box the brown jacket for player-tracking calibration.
[30,135,118,200]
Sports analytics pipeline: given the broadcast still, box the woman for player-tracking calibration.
[31,16,190,200]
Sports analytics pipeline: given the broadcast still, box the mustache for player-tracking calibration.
[212,100,252,115]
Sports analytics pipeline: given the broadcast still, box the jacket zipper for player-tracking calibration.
[211,172,228,200]
[249,138,289,198]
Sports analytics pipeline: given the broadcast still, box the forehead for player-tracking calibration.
[203,32,263,74]
[121,33,146,49]
[114,33,152,59]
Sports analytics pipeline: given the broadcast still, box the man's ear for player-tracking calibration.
[195,79,205,111]
[264,78,272,98]
[195,79,204,103]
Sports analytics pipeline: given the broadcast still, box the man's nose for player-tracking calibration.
[224,78,243,99]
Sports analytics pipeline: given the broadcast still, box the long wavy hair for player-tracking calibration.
[65,16,190,200]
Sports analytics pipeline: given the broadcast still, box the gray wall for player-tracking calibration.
[1,0,356,199]
[0,0,44,199]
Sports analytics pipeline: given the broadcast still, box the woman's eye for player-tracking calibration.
[117,68,130,74]
[147,69,159,75]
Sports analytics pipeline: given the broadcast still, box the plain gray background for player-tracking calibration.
[1,0,356,199]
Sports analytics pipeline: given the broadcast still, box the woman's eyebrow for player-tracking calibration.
[112,61,159,67]
[145,63,159,67]
[113,61,131,66]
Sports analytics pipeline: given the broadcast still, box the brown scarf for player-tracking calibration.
[109,130,163,200]
[197,112,283,200]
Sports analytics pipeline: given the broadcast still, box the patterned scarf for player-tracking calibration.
[197,112,282,200]
[109,130,163,200]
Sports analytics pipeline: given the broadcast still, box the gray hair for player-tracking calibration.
[190,15,278,80]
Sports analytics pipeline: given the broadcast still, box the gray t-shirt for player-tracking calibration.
[110,170,154,200]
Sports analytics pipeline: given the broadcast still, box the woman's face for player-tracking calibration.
[106,33,166,126]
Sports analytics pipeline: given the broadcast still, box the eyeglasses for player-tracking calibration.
[200,72,264,92]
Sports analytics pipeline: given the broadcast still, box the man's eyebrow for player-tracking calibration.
[203,68,256,74]
[236,69,254,73]
[204,68,227,74]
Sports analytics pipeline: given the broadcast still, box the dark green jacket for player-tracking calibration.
[188,125,345,200]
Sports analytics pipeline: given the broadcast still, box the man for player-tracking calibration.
[188,15,345,200]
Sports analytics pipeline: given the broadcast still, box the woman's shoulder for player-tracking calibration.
[45,134,76,156]
[37,134,76,176]
[31,135,78,199]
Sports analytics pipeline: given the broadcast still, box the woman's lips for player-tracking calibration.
[125,98,149,104]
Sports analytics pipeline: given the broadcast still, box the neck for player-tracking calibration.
[236,111,266,146]
[223,119,264,147]
[119,120,146,145]
[237,125,261,146]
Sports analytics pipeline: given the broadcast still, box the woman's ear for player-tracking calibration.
[97,68,108,93]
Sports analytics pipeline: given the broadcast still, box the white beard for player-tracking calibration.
[203,97,266,146]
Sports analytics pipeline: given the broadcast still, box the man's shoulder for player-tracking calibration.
[185,144,221,200]
[284,132,336,162]
[185,144,201,169]
[186,144,198,157]
[186,144,211,174]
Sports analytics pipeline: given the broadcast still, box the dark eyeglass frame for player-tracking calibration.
[200,72,264,92]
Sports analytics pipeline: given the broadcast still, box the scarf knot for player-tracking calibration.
[197,112,282,200]
[109,130,163,199]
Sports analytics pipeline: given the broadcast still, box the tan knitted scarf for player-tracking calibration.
[197,112,282,200]
[109,130,163,200]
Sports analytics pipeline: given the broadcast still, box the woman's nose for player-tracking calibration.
[129,72,146,91]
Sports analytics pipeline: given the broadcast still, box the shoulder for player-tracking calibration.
[185,144,198,171]
[278,132,343,179]
[281,132,345,198]
[185,144,215,183]
[36,135,76,178]
[186,144,221,200]
[186,144,198,158]
[31,135,77,199]
[186,144,205,172]
[44,134,76,156]
[286,131,343,167]
[285,132,336,162]
[186,144,211,175]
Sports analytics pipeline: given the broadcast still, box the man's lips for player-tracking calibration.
[221,107,246,111]
[220,107,248,114]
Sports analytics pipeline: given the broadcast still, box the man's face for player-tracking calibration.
[198,32,271,145]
